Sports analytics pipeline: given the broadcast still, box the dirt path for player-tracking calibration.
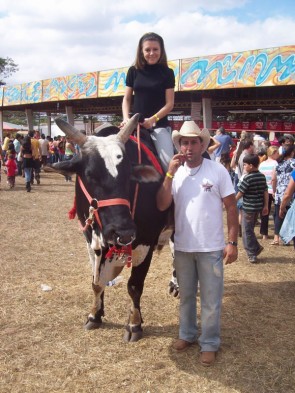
[0,172,294,393]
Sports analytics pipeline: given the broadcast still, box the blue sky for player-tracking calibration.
[215,0,295,22]
[1,0,295,85]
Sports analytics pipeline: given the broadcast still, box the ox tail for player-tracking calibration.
[68,196,77,219]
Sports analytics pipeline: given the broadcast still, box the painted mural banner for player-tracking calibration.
[43,73,98,102]
[67,72,98,100]
[43,76,69,102]
[3,84,22,106]
[21,81,42,104]
[180,46,295,91]
[1,45,294,106]
[98,67,129,97]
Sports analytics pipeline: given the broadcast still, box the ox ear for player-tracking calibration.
[131,164,162,183]
[44,158,80,176]
[117,113,140,144]
[55,117,87,147]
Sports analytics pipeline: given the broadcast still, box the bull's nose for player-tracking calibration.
[103,220,136,246]
[117,234,135,246]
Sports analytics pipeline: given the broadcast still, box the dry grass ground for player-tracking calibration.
[0,172,294,393]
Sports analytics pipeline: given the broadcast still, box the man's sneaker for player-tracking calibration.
[256,246,264,256]
[248,256,257,263]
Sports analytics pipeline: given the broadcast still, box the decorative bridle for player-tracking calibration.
[65,118,163,266]
[77,175,130,233]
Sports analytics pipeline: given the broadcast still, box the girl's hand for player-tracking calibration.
[119,119,129,128]
[140,117,155,129]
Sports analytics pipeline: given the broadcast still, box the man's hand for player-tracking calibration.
[223,244,238,265]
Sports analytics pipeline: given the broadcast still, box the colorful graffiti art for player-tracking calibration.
[98,67,129,97]
[67,72,98,100]
[180,46,295,90]
[21,81,42,104]
[3,84,22,106]
[1,45,295,106]
[43,77,69,102]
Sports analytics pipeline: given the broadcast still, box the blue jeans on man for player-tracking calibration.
[173,250,224,352]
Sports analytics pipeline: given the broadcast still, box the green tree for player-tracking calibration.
[0,57,18,85]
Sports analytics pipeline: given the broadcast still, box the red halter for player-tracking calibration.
[77,176,130,230]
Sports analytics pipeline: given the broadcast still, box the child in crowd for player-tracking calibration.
[236,154,268,263]
[5,154,17,189]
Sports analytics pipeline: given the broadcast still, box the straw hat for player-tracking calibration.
[172,121,210,153]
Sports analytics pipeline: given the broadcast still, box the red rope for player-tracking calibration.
[131,124,141,219]
[129,135,163,176]
[68,197,77,219]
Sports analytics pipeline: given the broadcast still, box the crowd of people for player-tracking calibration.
[0,131,77,192]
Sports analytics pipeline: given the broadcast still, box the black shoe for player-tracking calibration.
[248,256,258,263]
[26,182,31,192]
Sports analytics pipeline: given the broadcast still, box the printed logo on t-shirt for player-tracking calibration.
[201,178,213,192]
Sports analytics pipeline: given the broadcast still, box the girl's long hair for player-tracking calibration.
[22,135,31,150]
[134,32,168,69]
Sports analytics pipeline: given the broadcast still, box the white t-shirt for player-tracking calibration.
[171,159,235,252]
[39,139,49,156]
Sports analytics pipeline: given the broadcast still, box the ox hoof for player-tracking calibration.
[84,318,102,330]
[168,280,179,298]
[123,327,143,342]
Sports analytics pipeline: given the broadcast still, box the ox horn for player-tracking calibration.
[55,118,87,147]
[116,113,140,144]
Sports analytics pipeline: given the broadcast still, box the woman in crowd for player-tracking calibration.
[20,135,33,192]
[279,169,295,248]
[122,32,175,172]
[271,145,295,245]
[259,146,280,240]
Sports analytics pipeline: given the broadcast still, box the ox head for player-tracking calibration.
[48,114,160,248]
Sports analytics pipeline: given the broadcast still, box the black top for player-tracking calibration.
[22,137,32,155]
[126,64,175,128]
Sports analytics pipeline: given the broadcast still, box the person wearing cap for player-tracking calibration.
[157,121,239,366]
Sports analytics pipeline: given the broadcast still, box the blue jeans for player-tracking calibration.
[24,167,32,182]
[241,210,261,257]
[174,250,224,352]
[150,127,174,172]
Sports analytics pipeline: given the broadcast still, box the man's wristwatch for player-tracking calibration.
[227,241,238,246]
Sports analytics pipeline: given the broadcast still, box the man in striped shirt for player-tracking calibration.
[236,154,268,263]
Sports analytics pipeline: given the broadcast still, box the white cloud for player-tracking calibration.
[1,0,294,85]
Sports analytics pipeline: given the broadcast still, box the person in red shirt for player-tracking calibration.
[5,154,17,189]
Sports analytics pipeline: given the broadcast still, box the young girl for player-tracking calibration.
[5,154,17,189]
[122,32,175,172]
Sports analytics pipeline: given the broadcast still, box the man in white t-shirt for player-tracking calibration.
[38,134,50,167]
[157,121,238,367]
